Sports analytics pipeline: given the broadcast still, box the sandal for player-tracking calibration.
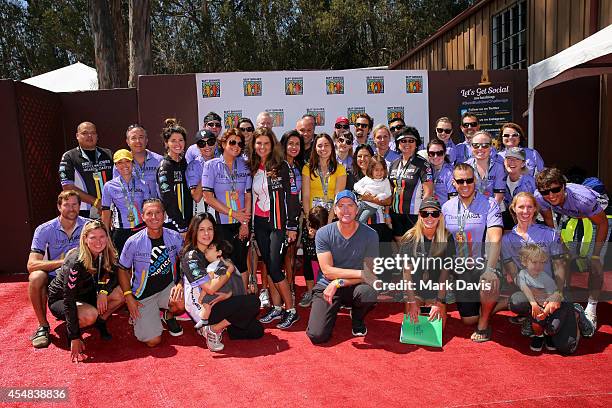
[31,326,50,348]
[471,326,492,343]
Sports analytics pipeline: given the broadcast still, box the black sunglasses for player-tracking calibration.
[337,137,353,145]
[428,150,445,157]
[206,122,222,128]
[471,143,491,149]
[454,177,475,185]
[335,123,350,129]
[436,128,452,134]
[419,210,441,218]
[228,139,245,148]
[539,186,563,196]
[390,125,405,132]
[197,138,216,147]
[502,133,520,138]
[399,138,416,144]
[354,123,369,129]
[240,126,254,132]
[462,122,478,128]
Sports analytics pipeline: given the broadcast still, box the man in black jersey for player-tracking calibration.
[59,122,113,218]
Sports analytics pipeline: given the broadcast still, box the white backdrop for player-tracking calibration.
[195,69,430,141]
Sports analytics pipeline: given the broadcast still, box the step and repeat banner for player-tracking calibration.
[195,70,430,141]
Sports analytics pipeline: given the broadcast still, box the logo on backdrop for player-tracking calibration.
[306,108,325,126]
[224,110,243,129]
[266,109,284,127]
[387,107,405,123]
[243,78,262,96]
[347,107,366,125]
[326,77,344,95]
[201,80,221,98]
[285,77,304,95]
[406,76,423,94]
[367,76,385,94]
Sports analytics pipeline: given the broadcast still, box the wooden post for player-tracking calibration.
[479,34,491,86]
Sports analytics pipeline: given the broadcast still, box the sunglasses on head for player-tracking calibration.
[335,123,350,129]
[86,219,105,228]
[462,122,478,128]
[390,124,405,132]
[354,123,369,129]
[227,139,245,148]
[399,138,416,144]
[436,128,452,134]
[197,138,216,147]
[428,150,445,157]
[240,126,254,132]
[206,122,222,128]
[419,210,441,218]
[538,186,563,196]
[454,177,475,185]
[471,143,491,149]
[502,133,520,138]
[337,137,353,145]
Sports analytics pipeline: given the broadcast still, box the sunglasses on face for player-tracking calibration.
[471,143,491,149]
[539,186,563,196]
[462,122,478,128]
[389,125,405,132]
[227,139,245,148]
[399,138,416,144]
[337,137,353,145]
[240,126,254,132]
[206,122,222,128]
[335,123,350,129]
[454,177,475,185]
[428,150,445,157]
[436,128,452,134]
[354,123,369,129]
[503,133,520,138]
[197,138,216,147]
[419,210,441,218]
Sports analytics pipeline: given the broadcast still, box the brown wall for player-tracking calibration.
[392,0,612,70]
[137,74,199,154]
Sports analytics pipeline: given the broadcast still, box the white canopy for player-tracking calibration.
[527,24,612,147]
[22,62,98,92]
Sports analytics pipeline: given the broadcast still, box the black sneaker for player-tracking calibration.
[573,303,595,338]
[521,318,534,337]
[545,336,556,351]
[352,321,368,337]
[530,335,544,352]
[162,310,184,336]
[276,310,300,329]
[259,307,284,323]
[509,315,526,325]
[95,317,112,341]
[31,325,50,348]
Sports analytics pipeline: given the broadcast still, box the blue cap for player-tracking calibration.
[334,190,357,205]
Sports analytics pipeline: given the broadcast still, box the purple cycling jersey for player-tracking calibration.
[119,228,183,299]
[503,174,536,208]
[184,143,200,164]
[112,150,162,199]
[432,162,456,205]
[30,216,89,276]
[101,176,153,229]
[442,192,503,258]
[454,142,499,164]
[377,148,400,169]
[502,223,564,277]
[202,156,252,224]
[498,147,544,176]
[464,156,506,198]
[186,156,205,189]
[535,183,604,219]
[444,139,458,164]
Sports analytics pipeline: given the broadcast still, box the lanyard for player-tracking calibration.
[79,147,99,165]
[318,164,330,199]
[133,152,147,183]
[120,177,137,223]
[474,160,490,195]
[223,158,238,192]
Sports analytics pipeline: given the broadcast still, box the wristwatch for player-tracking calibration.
[486,266,502,279]
[335,279,345,288]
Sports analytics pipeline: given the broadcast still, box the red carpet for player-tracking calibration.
[1,276,611,408]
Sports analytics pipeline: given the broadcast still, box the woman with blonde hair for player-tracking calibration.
[400,197,454,327]
[47,220,125,362]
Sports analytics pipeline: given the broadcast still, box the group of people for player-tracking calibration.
[26,109,608,359]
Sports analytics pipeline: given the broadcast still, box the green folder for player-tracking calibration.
[399,314,443,347]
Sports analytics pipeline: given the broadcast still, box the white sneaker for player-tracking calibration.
[259,289,271,308]
[584,309,598,332]
[204,325,224,352]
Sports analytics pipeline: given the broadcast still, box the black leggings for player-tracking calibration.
[254,216,285,284]
[208,294,264,340]
[509,291,579,355]
[217,222,248,273]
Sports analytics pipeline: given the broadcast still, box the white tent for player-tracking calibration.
[527,24,612,147]
[22,62,98,92]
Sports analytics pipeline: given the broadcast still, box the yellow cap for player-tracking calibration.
[113,149,133,163]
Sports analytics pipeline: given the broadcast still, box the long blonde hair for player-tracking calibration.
[400,213,449,257]
[78,220,117,273]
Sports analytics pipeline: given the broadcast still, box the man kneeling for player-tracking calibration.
[306,191,379,344]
